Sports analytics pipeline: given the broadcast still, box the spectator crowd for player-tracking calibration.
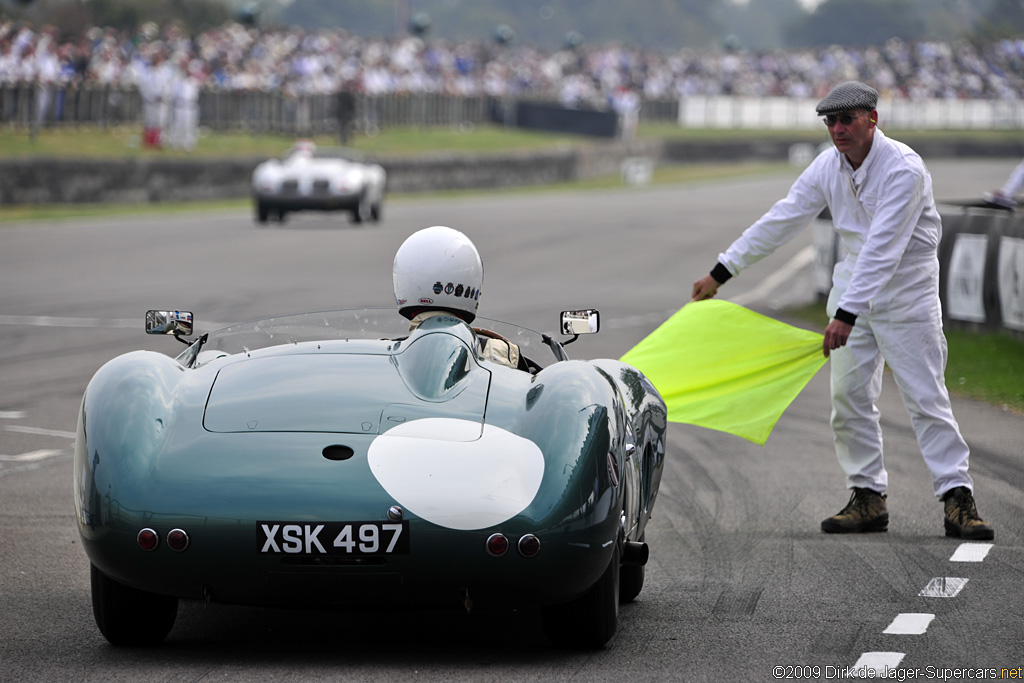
[2,16,1023,127]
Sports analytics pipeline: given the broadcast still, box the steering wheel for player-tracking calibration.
[473,327,509,343]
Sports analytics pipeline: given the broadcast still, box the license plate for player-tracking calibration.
[257,520,410,556]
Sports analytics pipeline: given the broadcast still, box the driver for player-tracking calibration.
[393,226,523,370]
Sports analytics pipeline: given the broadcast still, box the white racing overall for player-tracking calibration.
[718,129,972,498]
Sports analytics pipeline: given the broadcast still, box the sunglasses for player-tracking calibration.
[823,112,864,127]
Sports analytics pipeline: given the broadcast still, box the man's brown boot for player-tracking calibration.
[943,487,995,540]
[821,487,888,533]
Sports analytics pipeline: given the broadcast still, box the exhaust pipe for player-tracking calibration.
[622,541,649,566]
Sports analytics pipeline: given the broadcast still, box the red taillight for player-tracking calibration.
[167,528,189,552]
[137,528,159,551]
[486,533,509,556]
[518,534,541,557]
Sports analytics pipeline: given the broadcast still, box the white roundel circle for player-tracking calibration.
[367,418,544,531]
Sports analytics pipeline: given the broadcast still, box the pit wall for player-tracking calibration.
[939,206,1024,338]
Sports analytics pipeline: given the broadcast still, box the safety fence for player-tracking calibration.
[0,84,679,135]
[5,84,1021,134]
[679,95,1024,130]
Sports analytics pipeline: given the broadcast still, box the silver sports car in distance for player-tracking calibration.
[251,141,387,225]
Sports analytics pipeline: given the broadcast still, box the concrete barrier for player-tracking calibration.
[0,139,665,206]
[0,157,261,205]
[938,204,1024,339]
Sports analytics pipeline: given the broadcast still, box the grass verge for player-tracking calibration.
[9,123,1020,160]
[783,301,1024,413]
[0,123,592,159]
[945,328,1024,411]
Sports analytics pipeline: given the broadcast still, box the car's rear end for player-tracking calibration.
[76,317,621,629]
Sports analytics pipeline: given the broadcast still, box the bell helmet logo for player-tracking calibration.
[419,298,434,305]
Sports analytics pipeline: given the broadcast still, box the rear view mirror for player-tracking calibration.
[560,309,600,336]
[146,310,194,337]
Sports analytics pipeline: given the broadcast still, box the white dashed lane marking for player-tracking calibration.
[919,577,969,598]
[731,245,815,307]
[603,246,817,332]
[882,613,935,635]
[852,541,995,668]
[0,315,232,331]
[950,542,994,562]
[5,425,77,439]
[0,419,76,476]
[0,449,62,462]
[854,652,905,670]
[0,315,137,328]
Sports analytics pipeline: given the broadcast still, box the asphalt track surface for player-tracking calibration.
[1,159,1021,682]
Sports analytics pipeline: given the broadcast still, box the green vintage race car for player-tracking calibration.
[75,307,666,648]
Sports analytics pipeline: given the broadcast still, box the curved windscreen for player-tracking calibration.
[177,308,562,369]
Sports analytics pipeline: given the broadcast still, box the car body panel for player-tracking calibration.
[75,309,666,629]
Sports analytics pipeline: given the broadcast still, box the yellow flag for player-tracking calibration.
[620,300,828,445]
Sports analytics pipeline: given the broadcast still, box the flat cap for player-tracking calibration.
[815,81,878,115]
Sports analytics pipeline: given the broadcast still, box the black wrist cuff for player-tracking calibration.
[835,308,857,326]
[710,263,732,284]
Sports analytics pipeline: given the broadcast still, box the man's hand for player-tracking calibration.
[692,274,720,302]
[823,318,853,357]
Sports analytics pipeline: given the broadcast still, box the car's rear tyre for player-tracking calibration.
[541,538,620,648]
[256,202,269,223]
[91,563,177,646]
[352,192,371,224]
[620,532,645,603]
[370,201,382,222]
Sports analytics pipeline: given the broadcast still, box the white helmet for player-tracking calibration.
[393,226,483,323]
[290,139,316,158]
